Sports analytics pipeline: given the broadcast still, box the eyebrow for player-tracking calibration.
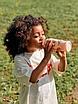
[33,31,44,34]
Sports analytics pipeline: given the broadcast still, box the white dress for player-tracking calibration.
[14,49,60,104]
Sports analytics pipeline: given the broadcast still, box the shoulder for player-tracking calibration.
[51,54,59,62]
[14,53,25,62]
[51,54,57,59]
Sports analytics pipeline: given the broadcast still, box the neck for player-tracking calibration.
[26,47,39,53]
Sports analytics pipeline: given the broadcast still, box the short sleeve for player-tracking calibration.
[51,54,60,72]
[51,54,64,75]
[13,55,33,85]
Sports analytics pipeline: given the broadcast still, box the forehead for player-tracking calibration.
[32,25,44,33]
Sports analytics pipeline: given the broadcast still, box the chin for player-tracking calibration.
[39,45,44,49]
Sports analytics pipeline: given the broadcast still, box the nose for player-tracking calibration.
[39,34,44,41]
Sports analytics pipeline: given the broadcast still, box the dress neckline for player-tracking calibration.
[25,49,41,55]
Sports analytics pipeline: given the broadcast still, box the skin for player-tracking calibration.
[26,25,67,83]
[26,25,46,52]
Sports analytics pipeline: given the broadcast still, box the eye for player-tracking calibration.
[34,36,39,38]
[33,33,39,38]
[42,33,45,36]
[42,31,45,36]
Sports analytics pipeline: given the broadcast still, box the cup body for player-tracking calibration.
[47,38,72,52]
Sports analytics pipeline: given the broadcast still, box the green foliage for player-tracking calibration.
[55,51,78,104]
[0,0,78,103]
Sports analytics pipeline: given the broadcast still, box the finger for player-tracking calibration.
[49,43,55,52]
[44,40,49,48]
[56,50,66,58]
[45,40,50,47]
[44,40,51,51]
[48,41,54,51]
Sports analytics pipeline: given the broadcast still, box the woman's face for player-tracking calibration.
[26,25,46,52]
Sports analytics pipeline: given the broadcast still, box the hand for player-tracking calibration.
[56,47,66,59]
[44,40,55,58]
[56,47,67,72]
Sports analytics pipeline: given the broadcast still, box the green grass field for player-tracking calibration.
[0,0,78,104]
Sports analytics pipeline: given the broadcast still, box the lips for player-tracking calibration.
[39,41,45,48]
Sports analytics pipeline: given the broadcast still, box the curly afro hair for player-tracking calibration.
[4,15,49,59]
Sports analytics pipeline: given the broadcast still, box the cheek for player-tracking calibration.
[43,36,46,39]
[33,37,40,42]
[30,38,39,45]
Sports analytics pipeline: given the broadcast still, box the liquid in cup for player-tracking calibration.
[46,38,72,52]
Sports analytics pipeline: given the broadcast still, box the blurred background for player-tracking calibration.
[0,0,78,104]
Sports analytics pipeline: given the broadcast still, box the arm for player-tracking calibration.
[57,50,67,72]
[30,40,54,83]
[29,56,50,83]
[14,41,54,84]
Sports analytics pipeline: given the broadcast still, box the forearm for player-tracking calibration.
[29,56,50,83]
[58,56,67,72]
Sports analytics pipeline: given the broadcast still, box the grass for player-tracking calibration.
[0,0,78,103]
